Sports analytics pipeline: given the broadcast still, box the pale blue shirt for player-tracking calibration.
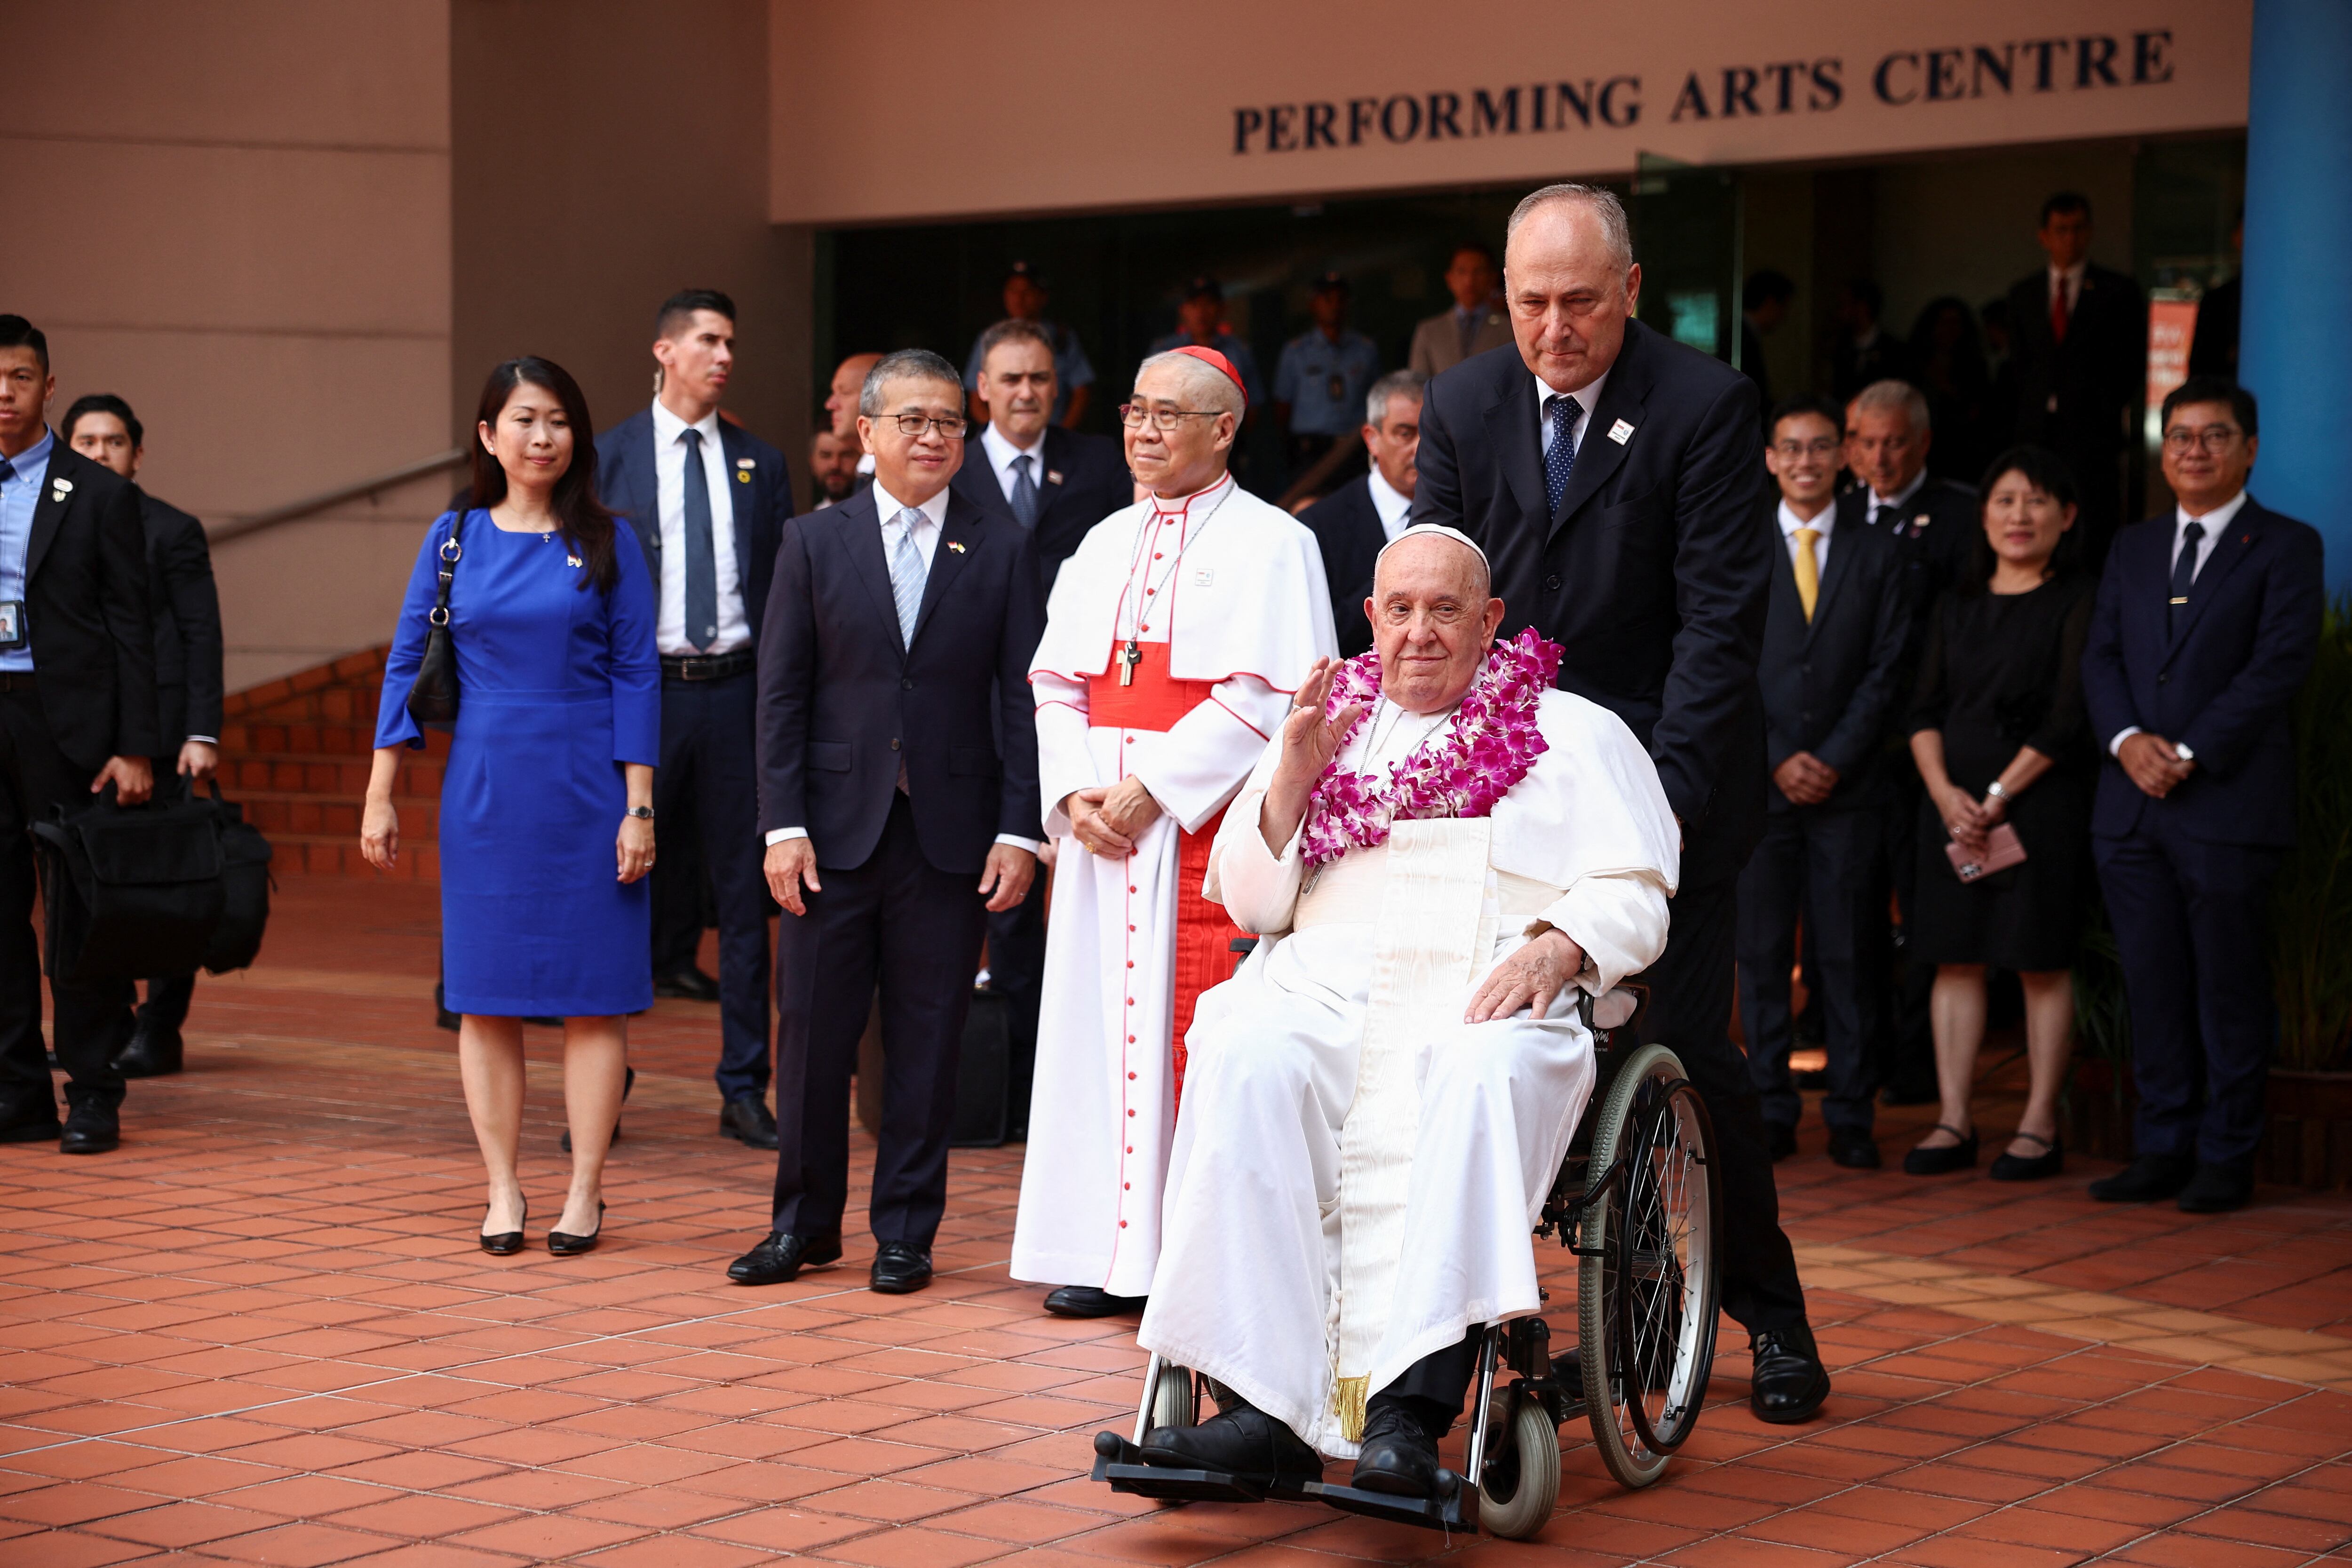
[0,428,56,673]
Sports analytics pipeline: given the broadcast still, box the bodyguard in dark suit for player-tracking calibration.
[1741,397,1911,1168]
[2082,379,2323,1214]
[61,394,224,1080]
[1414,185,1828,1422]
[2004,193,2145,566]
[733,350,1042,1295]
[1301,369,1424,659]
[595,289,794,1150]
[0,318,159,1154]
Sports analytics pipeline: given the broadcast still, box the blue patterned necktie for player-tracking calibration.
[1010,453,1041,531]
[2168,520,2204,636]
[888,508,927,648]
[679,428,718,650]
[1543,393,1580,519]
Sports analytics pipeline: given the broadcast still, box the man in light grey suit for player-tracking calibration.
[1408,242,1512,376]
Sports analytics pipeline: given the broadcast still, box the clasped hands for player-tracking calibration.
[766,836,1034,917]
[1062,775,1163,859]
[1932,781,2006,855]
[1771,750,1839,807]
[2117,732,2196,800]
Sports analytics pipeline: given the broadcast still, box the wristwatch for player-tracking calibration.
[2173,742,2195,764]
[626,805,655,820]
[1984,780,2010,803]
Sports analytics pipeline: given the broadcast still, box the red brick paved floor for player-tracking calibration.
[3,874,2349,1567]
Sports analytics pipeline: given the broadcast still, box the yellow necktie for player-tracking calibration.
[1793,528,1821,622]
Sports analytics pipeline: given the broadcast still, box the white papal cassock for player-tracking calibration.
[1136,686,1680,1457]
[1012,475,1336,1297]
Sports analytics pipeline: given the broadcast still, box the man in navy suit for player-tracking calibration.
[2082,378,2322,1214]
[733,349,1042,1294]
[1415,183,1828,1423]
[595,289,795,1151]
[1301,369,1424,659]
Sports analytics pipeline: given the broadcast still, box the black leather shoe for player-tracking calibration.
[481,1197,527,1256]
[655,966,721,1002]
[720,1095,779,1150]
[2177,1159,2254,1214]
[1988,1131,2064,1182]
[548,1202,605,1256]
[870,1242,933,1294]
[1043,1285,1147,1318]
[1748,1324,1829,1424]
[1350,1400,1443,1496]
[114,1022,183,1078]
[728,1231,842,1285]
[60,1103,119,1155]
[2088,1153,2196,1203]
[1766,1122,1797,1161]
[1902,1125,1978,1176]
[1829,1130,1882,1170]
[563,1067,634,1154]
[0,1115,61,1144]
[1141,1401,1321,1486]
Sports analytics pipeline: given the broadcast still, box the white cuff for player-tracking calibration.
[185,735,219,746]
[2107,726,2142,758]
[765,827,807,846]
[994,834,1042,854]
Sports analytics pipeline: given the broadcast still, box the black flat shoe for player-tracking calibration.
[1043,1285,1147,1318]
[481,1197,527,1256]
[1141,1401,1321,1486]
[1749,1323,1830,1424]
[1829,1130,1883,1170]
[59,1103,119,1155]
[1988,1130,2064,1182]
[728,1231,842,1285]
[1902,1124,1978,1176]
[547,1202,605,1256]
[2088,1153,2196,1202]
[1350,1401,1444,1497]
[870,1242,932,1294]
[563,1067,635,1154]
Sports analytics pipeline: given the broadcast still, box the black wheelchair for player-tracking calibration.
[1091,977,1723,1539]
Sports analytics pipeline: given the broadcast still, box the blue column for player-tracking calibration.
[2241,0,2352,584]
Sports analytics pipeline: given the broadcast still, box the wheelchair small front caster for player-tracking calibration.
[1478,1396,1561,1540]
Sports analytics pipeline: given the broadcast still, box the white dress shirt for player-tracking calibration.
[1776,499,1834,575]
[2049,260,2087,318]
[1865,469,1927,526]
[650,399,747,656]
[768,480,1038,854]
[1366,465,1414,542]
[2107,489,2250,757]
[980,422,1049,510]
[1535,366,1613,460]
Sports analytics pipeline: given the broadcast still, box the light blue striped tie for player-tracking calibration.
[888,508,927,647]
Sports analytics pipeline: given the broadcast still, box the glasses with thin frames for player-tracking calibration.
[2162,425,2242,454]
[1119,404,1223,431]
[1772,438,1840,459]
[876,413,968,438]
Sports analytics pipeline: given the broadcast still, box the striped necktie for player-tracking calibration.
[888,508,927,647]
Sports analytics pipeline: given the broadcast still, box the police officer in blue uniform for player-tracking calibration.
[1272,271,1381,507]
[962,262,1096,429]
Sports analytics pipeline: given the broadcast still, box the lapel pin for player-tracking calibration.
[567,554,583,568]
[1607,419,1635,445]
[736,457,755,469]
[51,477,73,495]
[735,470,749,483]
[946,540,968,554]
[1047,470,1065,485]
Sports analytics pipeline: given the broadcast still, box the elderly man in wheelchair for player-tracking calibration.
[1128,525,1680,1505]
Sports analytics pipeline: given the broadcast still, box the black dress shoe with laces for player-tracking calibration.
[1141,1400,1322,1486]
[1042,1285,1146,1318]
[1349,1399,1444,1496]
[1748,1323,1829,1424]
[2087,1153,2196,1203]
[870,1242,933,1294]
[59,1102,119,1155]
[2177,1159,2254,1214]
[1829,1130,1882,1169]
[114,1021,183,1078]
[655,966,722,1002]
[728,1231,842,1284]
[719,1095,779,1150]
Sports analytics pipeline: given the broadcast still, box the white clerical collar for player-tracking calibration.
[1869,470,1927,512]
[1149,471,1232,515]
[1366,466,1414,541]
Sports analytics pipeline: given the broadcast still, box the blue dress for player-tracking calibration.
[373,510,661,1017]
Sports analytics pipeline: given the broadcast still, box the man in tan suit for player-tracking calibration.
[1407,242,1511,376]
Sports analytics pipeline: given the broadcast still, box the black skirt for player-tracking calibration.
[1909,777,2091,971]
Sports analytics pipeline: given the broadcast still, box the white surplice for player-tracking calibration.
[1137,686,1680,1457]
[1012,477,1336,1296]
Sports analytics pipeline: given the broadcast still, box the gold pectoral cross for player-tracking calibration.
[1118,638,1142,687]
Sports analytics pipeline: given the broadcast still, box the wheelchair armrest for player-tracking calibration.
[1592,986,1643,1033]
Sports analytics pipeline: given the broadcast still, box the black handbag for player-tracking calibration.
[199,779,273,974]
[30,785,226,985]
[405,512,465,729]
[950,987,1013,1148]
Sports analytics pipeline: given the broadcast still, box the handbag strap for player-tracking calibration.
[428,511,465,627]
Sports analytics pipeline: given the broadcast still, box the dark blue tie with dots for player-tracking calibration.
[1544,393,1580,519]
[2168,520,2204,636]
[681,427,718,651]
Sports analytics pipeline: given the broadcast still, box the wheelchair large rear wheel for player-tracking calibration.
[1577,1043,1722,1488]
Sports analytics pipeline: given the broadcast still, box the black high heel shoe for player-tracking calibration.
[1902,1124,1979,1176]
[481,1197,527,1256]
[548,1201,605,1257]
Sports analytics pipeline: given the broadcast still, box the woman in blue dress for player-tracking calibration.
[360,357,660,1256]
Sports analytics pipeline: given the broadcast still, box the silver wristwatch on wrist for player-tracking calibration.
[625,805,655,820]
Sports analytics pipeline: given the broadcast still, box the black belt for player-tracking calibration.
[660,650,755,682]
[0,672,33,693]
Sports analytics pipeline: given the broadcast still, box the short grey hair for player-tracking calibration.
[1365,368,1427,427]
[1505,182,1634,273]
[1851,377,1931,432]
[974,318,1055,373]
[1135,349,1244,419]
[859,348,961,416]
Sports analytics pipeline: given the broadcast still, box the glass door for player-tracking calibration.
[1631,152,1743,365]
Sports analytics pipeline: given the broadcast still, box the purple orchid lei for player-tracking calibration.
[1296,627,1564,869]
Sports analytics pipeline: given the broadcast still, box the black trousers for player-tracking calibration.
[1877,769,1938,1097]
[2094,823,2282,1167]
[652,671,773,1103]
[1635,874,1810,1335]
[771,795,987,1247]
[0,685,131,1123]
[138,974,196,1033]
[984,866,1047,1135]
[1738,804,1883,1136]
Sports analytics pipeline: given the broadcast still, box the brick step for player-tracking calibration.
[235,793,439,841]
[219,754,445,800]
[221,719,414,757]
[266,833,441,881]
[230,685,388,726]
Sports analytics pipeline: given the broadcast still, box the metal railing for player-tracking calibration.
[209,448,467,545]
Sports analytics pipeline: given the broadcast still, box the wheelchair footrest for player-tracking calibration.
[1091,1433,1270,1503]
[1301,1473,1477,1533]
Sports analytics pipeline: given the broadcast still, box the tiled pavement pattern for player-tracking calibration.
[3,876,2348,1567]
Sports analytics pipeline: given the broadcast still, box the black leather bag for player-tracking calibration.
[31,786,227,985]
[199,780,273,974]
[405,512,465,730]
[950,987,1013,1148]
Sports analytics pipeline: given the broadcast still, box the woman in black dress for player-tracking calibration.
[1903,448,2095,1181]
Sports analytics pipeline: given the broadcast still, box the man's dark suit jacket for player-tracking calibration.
[2081,497,2323,848]
[1836,476,1980,633]
[756,486,1044,875]
[1414,320,1772,881]
[946,424,1130,595]
[23,445,158,771]
[1758,509,1910,812]
[2005,263,2145,460]
[595,407,795,647]
[1298,475,1386,658]
[137,490,223,748]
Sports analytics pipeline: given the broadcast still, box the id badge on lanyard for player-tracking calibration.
[0,601,23,652]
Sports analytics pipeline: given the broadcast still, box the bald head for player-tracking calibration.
[826,351,883,438]
[1503,183,1641,395]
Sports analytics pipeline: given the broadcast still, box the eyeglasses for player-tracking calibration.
[1771,438,1840,459]
[874,413,968,438]
[2162,425,2241,453]
[1119,404,1224,431]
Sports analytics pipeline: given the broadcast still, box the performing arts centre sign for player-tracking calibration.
[770,0,2250,227]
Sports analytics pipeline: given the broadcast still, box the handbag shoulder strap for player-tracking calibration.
[429,510,465,624]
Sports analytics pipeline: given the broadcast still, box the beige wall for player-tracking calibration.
[1872,143,2138,332]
